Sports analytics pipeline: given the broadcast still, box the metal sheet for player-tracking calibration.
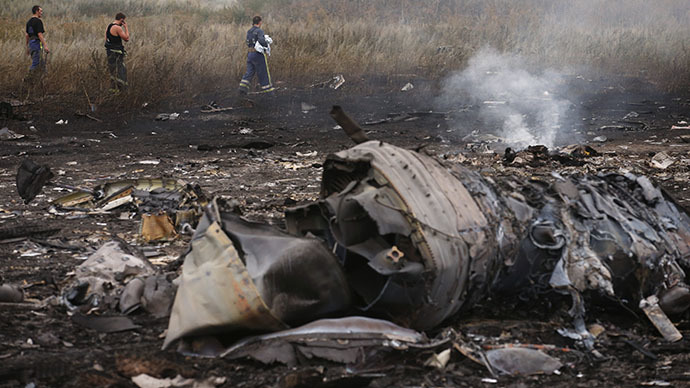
[323,141,491,329]
[163,220,286,349]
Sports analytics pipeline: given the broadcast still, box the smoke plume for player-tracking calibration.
[437,48,576,149]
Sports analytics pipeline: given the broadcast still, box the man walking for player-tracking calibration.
[25,5,49,87]
[105,13,129,92]
[238,16,274,95]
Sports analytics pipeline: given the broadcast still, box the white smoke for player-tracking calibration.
[437,48,575,149]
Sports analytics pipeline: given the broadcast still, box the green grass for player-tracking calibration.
[1,0,688,109]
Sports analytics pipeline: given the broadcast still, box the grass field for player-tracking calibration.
[1,0,688,108]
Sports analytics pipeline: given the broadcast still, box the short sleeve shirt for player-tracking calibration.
[26,17,45,39]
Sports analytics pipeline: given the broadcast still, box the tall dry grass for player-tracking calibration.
[1,0,688,109]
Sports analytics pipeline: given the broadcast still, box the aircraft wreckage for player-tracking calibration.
[14,108,690,366]
[162,107,690,357]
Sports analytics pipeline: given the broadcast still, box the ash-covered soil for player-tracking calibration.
[1,75,689,387]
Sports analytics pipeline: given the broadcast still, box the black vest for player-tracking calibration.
[105,23,124,51]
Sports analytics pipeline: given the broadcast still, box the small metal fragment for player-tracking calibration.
[639,295,682,342]
[386,246,404,264]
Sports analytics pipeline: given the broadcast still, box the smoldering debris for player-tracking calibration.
[435,47,576,149]
[9,102,690,383]
[503,144,600,167]
[164,137,690,360]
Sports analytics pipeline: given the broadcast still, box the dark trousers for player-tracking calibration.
[24,40,46,95]
[107,50,128,90]
[29,51,45,70]
[238,52,274,94]
[28,39,45,70]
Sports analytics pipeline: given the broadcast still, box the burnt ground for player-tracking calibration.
[1,75,690,387]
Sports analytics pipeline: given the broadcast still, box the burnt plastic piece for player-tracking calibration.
[16,159,54,204]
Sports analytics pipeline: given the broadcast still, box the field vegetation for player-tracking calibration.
[1,0,688,108]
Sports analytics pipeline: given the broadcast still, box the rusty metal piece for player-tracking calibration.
[639,295,682,342]
[387,246,404,264]
[140,212,178,242]
[330,105,368,144]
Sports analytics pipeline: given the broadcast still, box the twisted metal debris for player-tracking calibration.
[165,138,690,352]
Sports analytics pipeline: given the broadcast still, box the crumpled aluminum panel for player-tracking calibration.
[221,316,427,365]
[164,200,352,349]
[163,218,287,349]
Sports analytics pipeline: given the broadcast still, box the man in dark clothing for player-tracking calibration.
[238,16,274,95]
[105,13,129,92]
[25,5,49,78]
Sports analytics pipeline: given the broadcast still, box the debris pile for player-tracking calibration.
[62,240,176,319]
[51,178,205,218]
[17,159,207,241]
[163,139,690,357]
[7,100,690,385]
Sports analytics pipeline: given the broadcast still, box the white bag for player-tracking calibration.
[254,40,271,56]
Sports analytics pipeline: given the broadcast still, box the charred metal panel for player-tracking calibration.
[221,316,427,365]
[218,211,352,325]
[163,216,286,349]
[321,141,492,329]
[164,200,352,349]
